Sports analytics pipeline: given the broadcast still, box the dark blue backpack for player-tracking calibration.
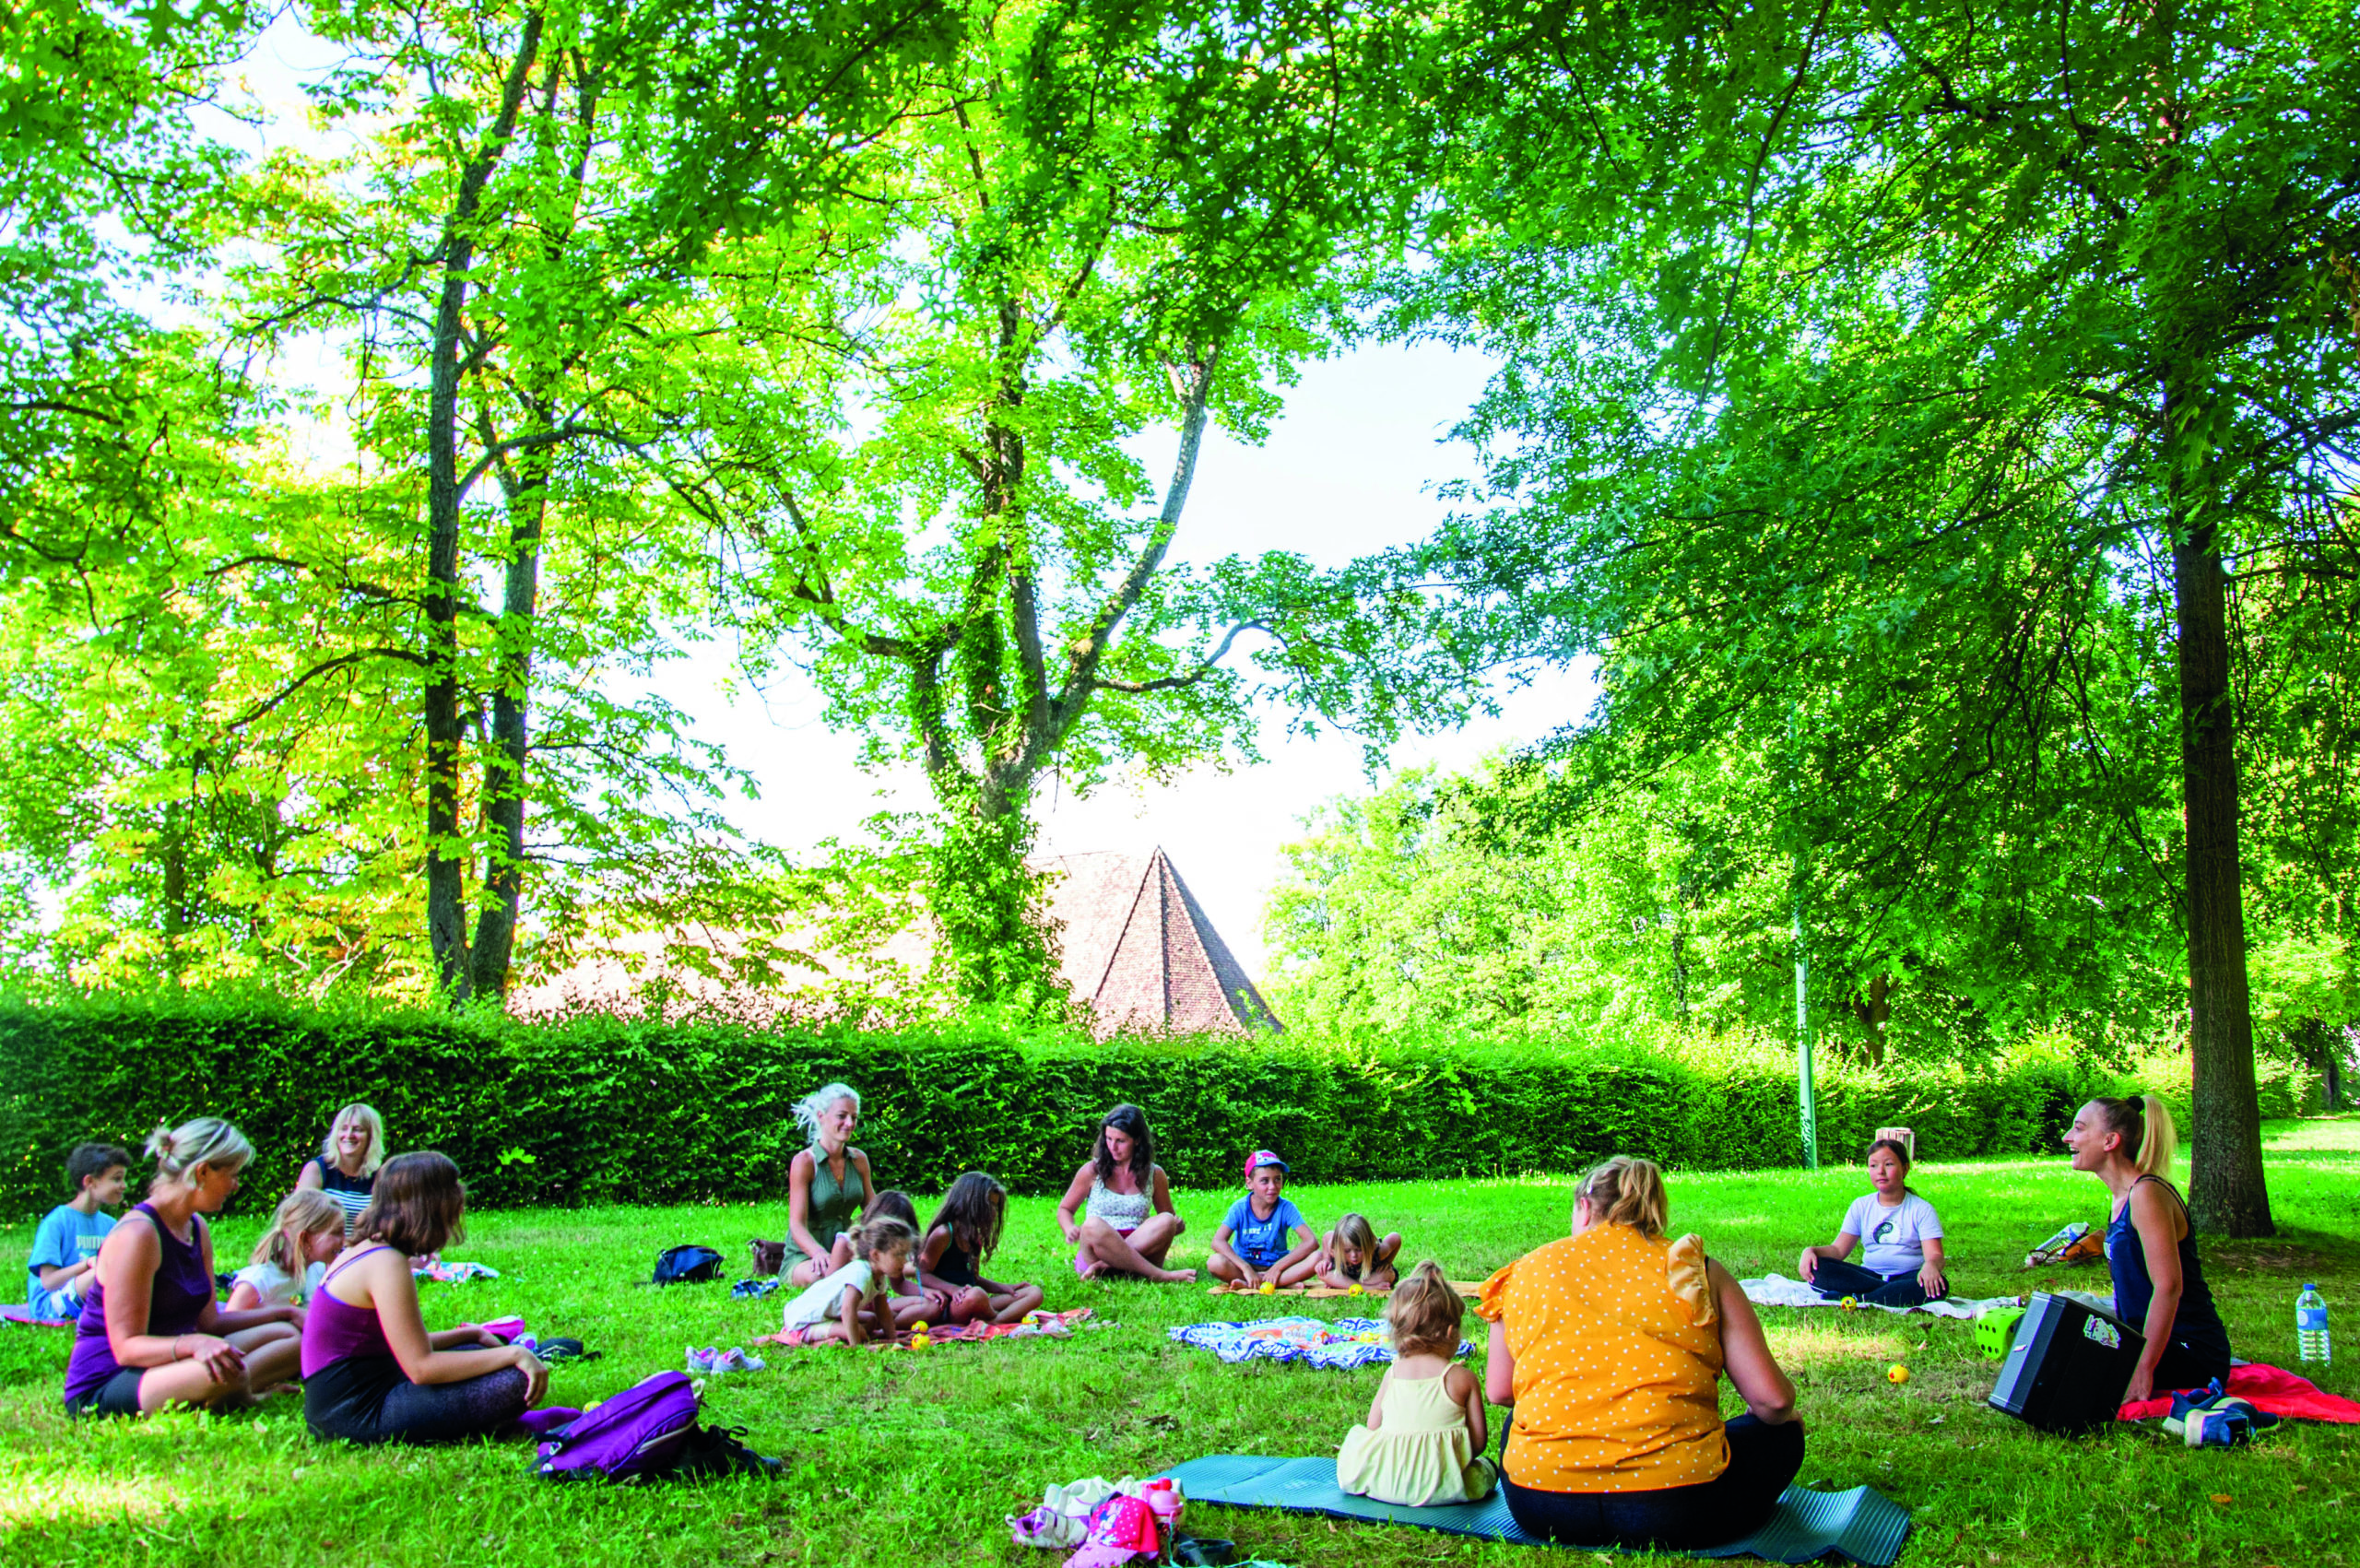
[653,1245,724,1285]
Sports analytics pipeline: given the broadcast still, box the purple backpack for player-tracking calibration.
[534,1373,701,1481]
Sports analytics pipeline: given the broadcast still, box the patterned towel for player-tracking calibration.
[414,1260,501,1284]
[1168,1315,1470,1370]
[732,1278,782,1299]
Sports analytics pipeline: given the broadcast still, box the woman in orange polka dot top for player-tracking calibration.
[1476,1156,1803,1550]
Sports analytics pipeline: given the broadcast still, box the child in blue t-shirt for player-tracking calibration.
[1210,1149,1320,1289]
[26,1142,131,1321]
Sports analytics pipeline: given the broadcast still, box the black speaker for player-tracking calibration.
[1987,1291,2145,1434]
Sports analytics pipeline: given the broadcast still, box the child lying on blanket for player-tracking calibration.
[1798,1137,1948,1308]
[1338,1263,1495,1506]
[756,1216,914,1347]
[1316,1212,1403,1292]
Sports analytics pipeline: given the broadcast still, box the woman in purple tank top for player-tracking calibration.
[302,1150,548,1444]
[63,1118,303,1418]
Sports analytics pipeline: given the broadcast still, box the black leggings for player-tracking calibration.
[1809,1256,1933,1309]
[1501,1413,1807,1550]
[304,1355,528,1445]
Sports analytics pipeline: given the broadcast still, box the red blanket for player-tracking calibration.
[2118,1362,2360,1423]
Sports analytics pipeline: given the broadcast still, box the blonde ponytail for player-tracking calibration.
[2094,1095,2178,1177]
[2135,1093,2178,1177]
[1576,1155,1670,1237]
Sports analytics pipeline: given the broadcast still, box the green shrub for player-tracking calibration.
[0,996,2154,1218]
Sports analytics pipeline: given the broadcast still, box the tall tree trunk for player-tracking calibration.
[422,13,545,1002]
[2166,372,2274,1236]
[468,453,548,999]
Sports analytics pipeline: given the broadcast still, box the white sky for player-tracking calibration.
[210,14,1603,985]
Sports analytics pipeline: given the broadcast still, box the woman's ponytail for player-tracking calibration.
[1576,1156,1670,1237]
[146,1117,254,1187]
[2134,1094,2178,1177]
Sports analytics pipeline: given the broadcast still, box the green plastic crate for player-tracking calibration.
[1975,1303,2028,1359]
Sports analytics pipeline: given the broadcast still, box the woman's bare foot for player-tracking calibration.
[1076,1258,1109,1281]
[1154,1266,1198,1285]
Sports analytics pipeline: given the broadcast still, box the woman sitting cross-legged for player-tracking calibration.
[63,1118,304,1418]
[1797,1137,1948,1308]
[301,1151,548,1444]
[1479,1156,1805,1552]
[1055,1103,1196,1284]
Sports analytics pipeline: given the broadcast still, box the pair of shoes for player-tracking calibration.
[1173,1538,1237,1565]
[714,1347,764,1373]
[2162,1379,2279,1447]
[680,1422,785,1478]
[687,1346,721,1373]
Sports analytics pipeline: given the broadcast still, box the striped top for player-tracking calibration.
[311,1157,375,1232]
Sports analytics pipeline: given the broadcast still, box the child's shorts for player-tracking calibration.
[30,1286,81,1323]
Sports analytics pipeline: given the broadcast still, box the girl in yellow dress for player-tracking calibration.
[1337,1262,1496,1506]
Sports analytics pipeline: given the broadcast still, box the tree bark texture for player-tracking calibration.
[468,453,548,999]
[2167,375,2274,1237]
[422,12,545,1002]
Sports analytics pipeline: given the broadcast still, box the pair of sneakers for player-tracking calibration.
[2162,1378,2280,1447]
[687,1345,765,1375]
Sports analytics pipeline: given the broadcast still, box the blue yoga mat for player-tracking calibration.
[1156,1456,1912,1566]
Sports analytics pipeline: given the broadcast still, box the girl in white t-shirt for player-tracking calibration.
[226,1188,346,1324]
[755,1216,914,1347]
[1798,1138,1948,1306]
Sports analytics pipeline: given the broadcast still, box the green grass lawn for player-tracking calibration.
[2,1119,2355,1568]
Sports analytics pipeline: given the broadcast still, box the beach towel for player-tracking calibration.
[1156,1455,1910,1566]
[1741,1275,2113,1321]
[2118,1362,2360,1424]
[1169,1315,1469,1370]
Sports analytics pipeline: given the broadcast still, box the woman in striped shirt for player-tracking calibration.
[297,1103,385,1234]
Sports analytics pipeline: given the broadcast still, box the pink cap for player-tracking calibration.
[1063,1494,1161,1568]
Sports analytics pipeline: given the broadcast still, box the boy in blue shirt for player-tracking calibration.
[26,1143,130,1321]
[1210,1149,1320,1289]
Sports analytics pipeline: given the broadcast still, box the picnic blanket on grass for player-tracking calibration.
[1169,1315,1469,1370]
[2119,1363,2360,1424]
[1741,1275,2114,1321]
[1156,1455,1911,1566]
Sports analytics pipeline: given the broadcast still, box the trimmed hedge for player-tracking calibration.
[0,998,2295,1219]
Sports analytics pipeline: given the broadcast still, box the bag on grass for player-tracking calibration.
[749,1238,787,1277]
[653,1245,725,1285]
[531,1372,782,1482]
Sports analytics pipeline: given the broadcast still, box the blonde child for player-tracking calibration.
[922,1172,1045,1326]
[756,1216,915,1348]
[1338,1261,1494,1506]
[227,1189,347,1323]
[1316,1211,1403,1291]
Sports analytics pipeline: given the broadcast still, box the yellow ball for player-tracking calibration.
[1259,1279,1276,1294]
[1887,1363,1910,1385]
[1840,1296,1858,1312]
[1347,1283,1364,1296]
[913,1321,928,1333]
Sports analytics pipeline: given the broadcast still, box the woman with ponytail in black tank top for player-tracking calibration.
[2063,1095,2233,1403]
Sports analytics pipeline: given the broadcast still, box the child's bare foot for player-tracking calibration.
[1157,1266,1198,1285]
[1076,1259,1108,1281]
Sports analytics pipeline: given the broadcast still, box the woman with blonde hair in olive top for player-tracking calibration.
[1478,1156,1803,1551]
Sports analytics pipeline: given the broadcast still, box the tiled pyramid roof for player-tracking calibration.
[1043,848,1281,1037]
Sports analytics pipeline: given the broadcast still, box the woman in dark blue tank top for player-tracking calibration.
[2064,1095,2233,1402]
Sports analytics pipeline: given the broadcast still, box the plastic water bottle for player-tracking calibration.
[2298,1283,2330,1364]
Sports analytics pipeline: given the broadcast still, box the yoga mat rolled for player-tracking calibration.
[1155,1455,1911,1566]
